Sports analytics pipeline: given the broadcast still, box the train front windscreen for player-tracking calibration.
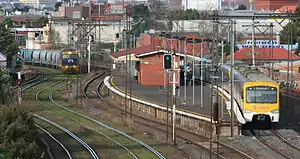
[62,54,78,66]
[246,86,277,104]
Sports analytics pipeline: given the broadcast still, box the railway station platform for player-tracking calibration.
[109,73,233,122]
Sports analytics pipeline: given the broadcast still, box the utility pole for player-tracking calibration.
[192,39,195,105]
[230,19,235,139]
[252,17,256,67]
[172,46,177,146]
[17,71,22,105]
[221,40,224,118]
[200,39,203,109]
[124,7,128,123]
[184,37,187,104]
[87,35,93,73]
[177,21,181,97]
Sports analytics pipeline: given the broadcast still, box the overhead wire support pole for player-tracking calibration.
[252,17,256,67]
[192,39,195,105]
[210,11,220,158]
[181,19,186,105]
[124,8,128,124]
[177,21,181,97]
[172,41,177,146]
[230,19,235,139]
[200,38,203,109]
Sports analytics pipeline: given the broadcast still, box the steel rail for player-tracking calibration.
[96,76,254,159]
[34,114,99,159]
[55,74,166,159]
[34,124,72,159]
[272,129,300,151]
[251,130,293,159]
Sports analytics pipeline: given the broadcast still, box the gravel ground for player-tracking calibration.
[69,69,300,159]
[220,135,284,159]
[277,129,300,149]
[65,71,190,159]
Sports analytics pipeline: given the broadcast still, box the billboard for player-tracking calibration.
[236,40,298,50]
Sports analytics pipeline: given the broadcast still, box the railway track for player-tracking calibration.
[35,76,101,159]
[251,130,300,159]
[34,114,99,159]
[83,72,166,159]
[33,74,154,158]
[34,124,72,159]
[83,72,253,159]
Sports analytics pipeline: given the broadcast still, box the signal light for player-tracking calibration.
[17,79,21,86]
[163,54,172,69]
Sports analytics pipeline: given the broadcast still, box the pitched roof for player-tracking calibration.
[0,53,6,62]
[278,5,297,13]
[110,46,160,58]
[227,47,300,60]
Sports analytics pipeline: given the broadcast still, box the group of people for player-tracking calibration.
[180,63,194,86]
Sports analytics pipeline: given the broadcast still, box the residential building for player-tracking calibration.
[182,0,221,11]
[255,0,298,11]
[19,0,58,9]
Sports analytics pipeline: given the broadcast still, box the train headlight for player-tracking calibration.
[271,109,279,114]
[65,66,68,68]
[245,109,252,113]
[73,65,77,68]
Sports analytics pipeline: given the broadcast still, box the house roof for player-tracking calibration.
[110,46,160,58]
[227,47,300,60]
[278,5,297,13]
[0,53,6,62]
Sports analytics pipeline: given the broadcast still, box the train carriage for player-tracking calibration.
[195,62,280,124]
[20,48,80,73]
[32,50,41,64]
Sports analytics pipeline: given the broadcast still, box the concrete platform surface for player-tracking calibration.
[110,73,232,121]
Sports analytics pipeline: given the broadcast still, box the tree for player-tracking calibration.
[280,5,300,53]
[0,22,19,68]
[55,2,62,11]
[0,108,43,158]
[0,69,13,106]
[3,18,13,28]
[236,5,247,10]
[36,16,48,28]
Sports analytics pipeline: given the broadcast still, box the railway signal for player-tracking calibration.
[13,54,23,73]
[163,54,172,70]
[17,79,21,87]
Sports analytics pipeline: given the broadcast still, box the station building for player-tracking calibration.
[110,34,211,86]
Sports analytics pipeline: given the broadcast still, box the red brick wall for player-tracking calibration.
[256,0,298,10]
[139,52,179,86]
[137,34,211,55]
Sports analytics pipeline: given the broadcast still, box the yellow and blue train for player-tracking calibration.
[20,48,80,73]
[195,63,280,124]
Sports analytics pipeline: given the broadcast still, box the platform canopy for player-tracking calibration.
[0,52,7,68]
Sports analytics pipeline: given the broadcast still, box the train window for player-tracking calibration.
[246,86,277,103]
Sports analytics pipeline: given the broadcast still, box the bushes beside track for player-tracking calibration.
[0,107,45,159]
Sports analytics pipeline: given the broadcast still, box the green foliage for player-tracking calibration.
[236,5,247,10]
[36,17,48,28]
[3,18,13,28]
[0,22,19,68]
[0,108,42,159]
[219,43,239,57]
[55,2,62,11]
[0,69,13,106]
[280,5,300,52]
